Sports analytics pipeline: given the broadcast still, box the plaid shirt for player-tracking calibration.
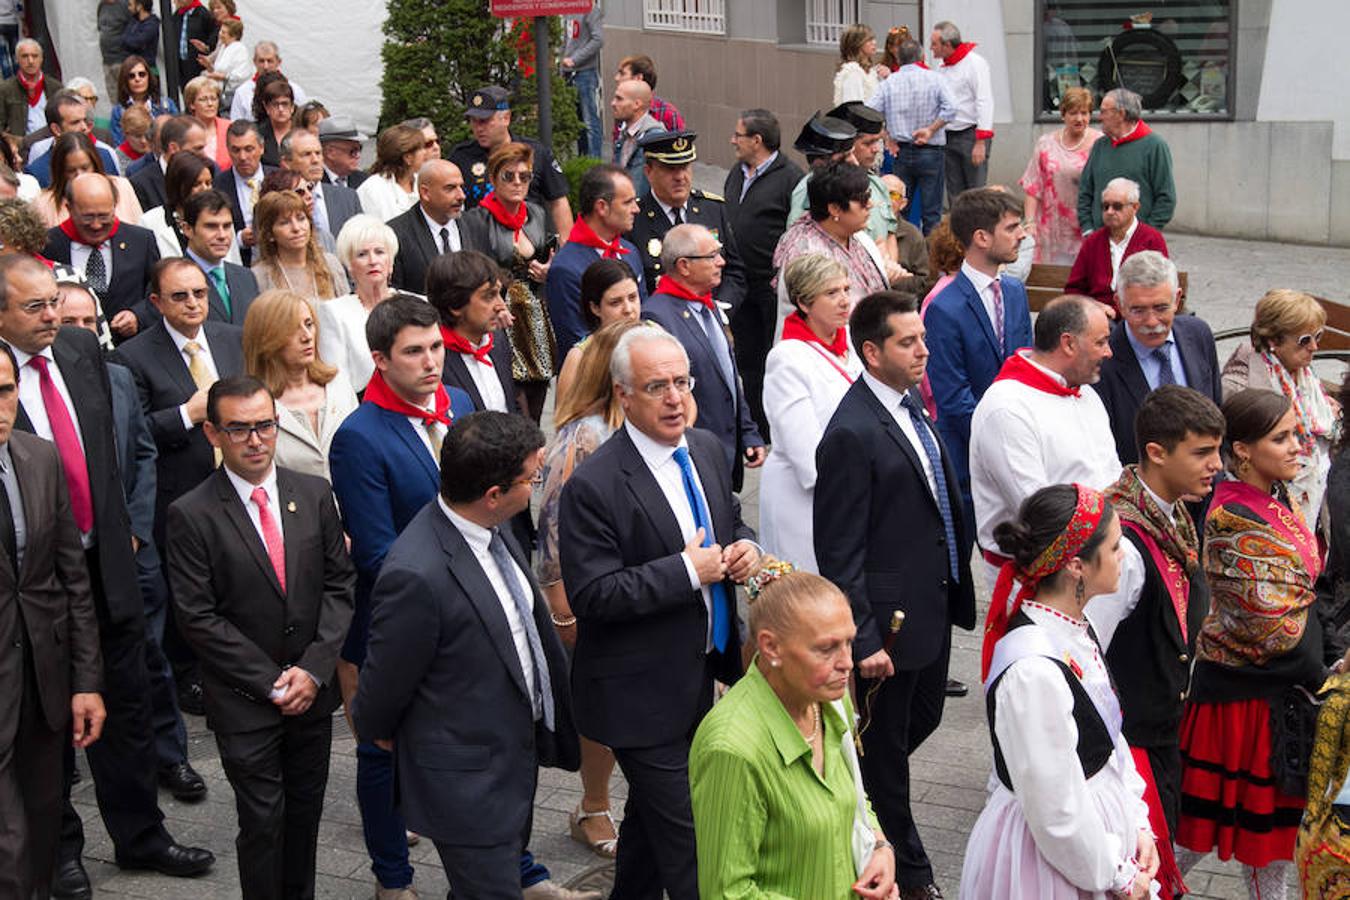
[611,95,685,144]
[866,64,957,146]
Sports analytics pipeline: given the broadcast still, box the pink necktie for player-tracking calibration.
[252,486,286,592]
[990,278,1005,353]
[28,357,93,532]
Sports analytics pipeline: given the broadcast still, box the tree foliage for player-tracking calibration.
[380,0,582,156]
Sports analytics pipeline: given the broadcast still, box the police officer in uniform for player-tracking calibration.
[625,130,746,313]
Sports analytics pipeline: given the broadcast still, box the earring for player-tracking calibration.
[1237,457,1252,476]
[831,214,839,222]
[770,658,781,668]
[1075,578,1086,604]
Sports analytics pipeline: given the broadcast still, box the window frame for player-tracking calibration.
[643,0,727,36]
[805,0,862,47]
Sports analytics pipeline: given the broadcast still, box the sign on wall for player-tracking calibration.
[490,0,593,15]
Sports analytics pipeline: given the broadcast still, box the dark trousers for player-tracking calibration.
[355,740,413,888]
[60,550,170,865]
[857,632,951,889]
[216,714,333,900]
[437,767,538,899]
[943,127,990,204]
[894,143,945,235]
[730,278,777,440]
[137,543,188,768]
[0,653,64,899]
[1145,740,1182,836]
[610,740,700,900]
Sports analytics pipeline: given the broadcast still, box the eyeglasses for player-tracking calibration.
[266,99,294,111]
[637,376,695,398]
[509,469,545,488]
[1101,201,1133,212]
[165,288,210,304]
[888,190,906,202]
[19,296,62,315]
[423,138,440,150]
[73,212,114,226]
[680,247,723,261]
[497,170,530,184]
[216,420,278,443]
[128,71,149,80]
[1297,329,1325,348]
[336,144,361,158]
[1121,302,1174,320]
[80,93,98,105]
[732,131,752,139]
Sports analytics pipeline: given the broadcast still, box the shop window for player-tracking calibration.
[806,0,861,45]
[644,0,726,35]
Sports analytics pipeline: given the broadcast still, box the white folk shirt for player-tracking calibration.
[969,351,1121,554]
[463,336,508,412]
[935,50,994,135]
[1084,479,1175,650]
[1108,218,1139,291]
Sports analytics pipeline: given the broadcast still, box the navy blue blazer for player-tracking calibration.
[1092,315,1223,465]
[544,239,646,359]
[29,145,121,188]
[641,291,764,477]
[924,270,1033,493]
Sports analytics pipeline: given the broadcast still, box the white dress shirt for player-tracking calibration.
[232,167,264,227]
[861,370,938,497]
[166,323,219,430]
[440,498,537,710]
[422,206,461,253]
[1085,479,1175,650]
[224,463,284,547]
[12,345,87,452]
[935,50,994,134]
[961,260,1003,338]
[26,91,45,135]
[463,335,508,412]
[655,196,685,226]
[405,408,446,465]
[1108,218,1139,291]
[69,240,113,287]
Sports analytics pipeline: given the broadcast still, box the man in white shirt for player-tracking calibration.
[228,42,309,122]
[930,21,995,200]
[970,294,1121,582]
[280,129,361,247]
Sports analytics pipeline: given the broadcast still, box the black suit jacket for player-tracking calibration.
[351,501,578,846]
[213,164,278,267]
[110,321,244,549]
[130,161,166,212]
[205,261,261,325]
[814,379,977,668]
[42,224,161,334]
[625,189,748,315]
[14,327,145,624]
[723,152,804,284]
[387,203,445,294]
[1092,315,1223,464]
[559,425,753,748]
[165,466,355,734]
[440,328,520,415]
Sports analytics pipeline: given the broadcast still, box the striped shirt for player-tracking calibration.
[690,662,878,899]
[866,63,958,146]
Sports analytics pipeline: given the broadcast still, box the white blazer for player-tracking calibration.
[273,371,360,482]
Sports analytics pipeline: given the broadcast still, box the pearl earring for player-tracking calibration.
[770,658,781,668]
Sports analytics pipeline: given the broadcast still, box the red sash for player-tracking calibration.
[991,351,1078,397]
[441,324,494,366]
[17,71,43,108]
[654,274,716,313]
[1121,520,1190,642]
[480,192,527,242]
[362,370,454,427]
[567,217,629,259]
[176,0,206,16]
[1214,480,1322,580]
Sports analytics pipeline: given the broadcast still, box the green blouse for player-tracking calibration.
[689,662,878,900]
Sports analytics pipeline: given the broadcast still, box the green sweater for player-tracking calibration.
[1077,127,1176,232]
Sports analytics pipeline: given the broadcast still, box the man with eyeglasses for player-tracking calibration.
[1066,176,1170,315]
[559,325,759,900]
[164,374,353,900]
[1093,251,1222,466]
[318,115,369,190]
[281,128,360,248]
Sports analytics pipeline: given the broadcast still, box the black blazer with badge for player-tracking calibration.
[165,466,354,734]
[351,502,577,847]
[559,425,753,749]
[814,379,977,668]
[387,203,445,294]
[626,188,748,315]
[42,224,161,333]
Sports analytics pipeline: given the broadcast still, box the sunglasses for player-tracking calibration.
[1101,201,1133,212]
[497,170,530,184]
[1296,329,1325,348]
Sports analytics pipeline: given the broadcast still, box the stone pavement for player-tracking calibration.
[75,227,1350,898]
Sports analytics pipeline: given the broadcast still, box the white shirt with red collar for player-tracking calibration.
[936,43,995,139]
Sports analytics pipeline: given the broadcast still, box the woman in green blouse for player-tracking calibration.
[690,564,898,899]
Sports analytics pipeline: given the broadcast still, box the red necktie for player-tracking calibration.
[252,486,286,592]
[28,357,93,532]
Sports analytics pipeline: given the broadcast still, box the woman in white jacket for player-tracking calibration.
[833,23,881,104]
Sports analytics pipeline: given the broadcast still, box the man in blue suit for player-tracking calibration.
[641,223,764,489]
[1092,251,1222,465]
[923,187,1031,544]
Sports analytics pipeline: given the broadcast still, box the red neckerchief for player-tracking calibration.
[655,274,715,312]
[781,310,848,357]
[117,140,145,161]
[1110,120,1153,148]
[992,350,1080,398]
[941,42,977,66]
[17,70,43,107]
[479,191,527,242]
[440,324,494,367]
[567,217,629,258]
[175,0,205,16]
[59,217,121,247]
[362,369,454,427]
[910,60,930,70]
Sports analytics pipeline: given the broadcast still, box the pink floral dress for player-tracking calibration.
[1019,128,1103,265]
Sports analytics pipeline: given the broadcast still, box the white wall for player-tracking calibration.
[1256,2,1350,160]
[923,0,1013,125]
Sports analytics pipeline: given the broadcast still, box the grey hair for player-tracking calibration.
[336,214,400,269]
[783,254,847,313]
[15,38,40,56]
[66,76,96,95]
[658,224,712,272]
[610,324,688,390]
[1116,250,1178,301]
[279,128,318,160]
[254,41,279,58]
[401,117,433,131]
[1102,177,1140,204]
[933,21,962,46]
[1104,88,1143,123]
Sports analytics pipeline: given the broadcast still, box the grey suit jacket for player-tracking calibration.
[319,182,362,243]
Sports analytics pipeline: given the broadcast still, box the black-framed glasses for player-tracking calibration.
[1102,201,1133,212]
[217,420,278,443]
[1297,329,1325,348]
[680,248,723,261]
[165,288,210,304]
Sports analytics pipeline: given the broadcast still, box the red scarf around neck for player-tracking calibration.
[176,0,205,16]
[781,310,848,357]
[567,217,629,258]
[655,274,715,312]
[440,324,494,366]
[59,217,121,247]
[480,191,527,242]
[17,70,43,107]
[1110,120,1153,148]
[363,369,454,427]
[993,351,1080,398]
[942,42,977,66]
[117,140,145,162]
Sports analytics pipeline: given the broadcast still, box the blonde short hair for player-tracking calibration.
[243,289,337,396]
[1250,289,1325,351]
[183,75,220,112]
[747,569,850,638]
[783,254,847,315]
[1060,87,1094,115]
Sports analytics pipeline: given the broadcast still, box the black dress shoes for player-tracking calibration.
[116,842,215,877]
[177,679,205,716]
[158,761,208,801]
[51,857,92,899]
[944,678,969,697]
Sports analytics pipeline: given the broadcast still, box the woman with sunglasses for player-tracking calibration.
[109,54,177,146]
[1221,289,1339,527]
[355,123,430,224]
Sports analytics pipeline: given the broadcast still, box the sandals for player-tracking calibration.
[568,804,618,858]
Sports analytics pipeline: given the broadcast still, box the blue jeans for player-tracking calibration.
[572,67,603,159]
[895,143,945,235]
[356,741,413,888]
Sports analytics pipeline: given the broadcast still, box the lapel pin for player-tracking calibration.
[681,309,690,319]
[286,501,297,513]
[118,241,127,250]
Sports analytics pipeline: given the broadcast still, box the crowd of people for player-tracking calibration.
[0,5,1346,900]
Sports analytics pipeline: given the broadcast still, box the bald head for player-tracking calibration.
[67,173,118,245]
[418,159,466,223]
[611,79,653,127]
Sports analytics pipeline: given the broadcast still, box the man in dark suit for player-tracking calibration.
[129,115,207,212]
[1065,176,1169,312]
[318,115,369,190]
[0,341,104,899]
[280,129,361,247]
[1093,251,1222,465]
[815,290,976,900]
[166,376,355,900]
[42,172,161,342]
[354,411,579,898]
[426,250,520,414]
[723,108,804,436]
[388,159,465,294]
[181,190,261,325]
[0,255,214,893]
[641,223,764,485]
[216,120,276,268]
[560,326,759,900]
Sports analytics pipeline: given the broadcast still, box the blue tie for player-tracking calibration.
[1153,343,1177,387]
[673,446,730,652]
[902,394,960,582]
